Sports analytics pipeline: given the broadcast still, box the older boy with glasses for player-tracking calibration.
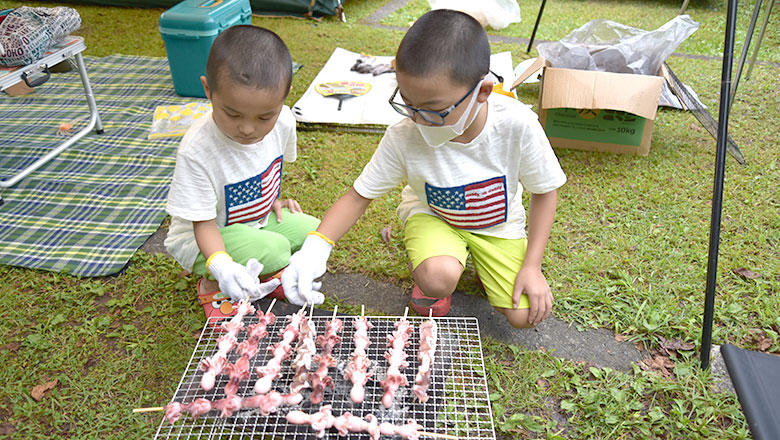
[282,9,566,328]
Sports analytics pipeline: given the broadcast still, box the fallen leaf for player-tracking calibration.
[380,226,392,243]
[31,378,59,401]
[536,378,549,388]
[134,275,145,284]
[614,334,626,342]
[640,353,676,377]
[689,123,702,132]
[0,342,20,352]
[757,335,772,351]
[658,335,695,353]
[732,268,760,279]
[0,423,16,435]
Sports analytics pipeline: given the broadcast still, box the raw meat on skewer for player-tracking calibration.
[286,405,336,438]
[223,302,277,396]
[199,300,255,391]
[344,315,374,403]
[162,390,301,424]
[380,312,413,408]
[286,406,427,440]
[241,390,303,415]
[310,307,343,404]
[290,311,317,394]
[212,394,243,418]
[412,317,437,402]
[254,307,306,394]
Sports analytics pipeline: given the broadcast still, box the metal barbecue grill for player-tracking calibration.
[155,311,496,440]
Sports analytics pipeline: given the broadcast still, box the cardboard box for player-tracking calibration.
[512,58,664,156]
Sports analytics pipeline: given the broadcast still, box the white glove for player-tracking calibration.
[207,252,261,302]
[281,234,332,306]
[245,259,282,302]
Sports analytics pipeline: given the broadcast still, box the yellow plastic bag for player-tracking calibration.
[148,102,211,140]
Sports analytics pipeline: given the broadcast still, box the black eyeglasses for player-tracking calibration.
[388,71,502,126]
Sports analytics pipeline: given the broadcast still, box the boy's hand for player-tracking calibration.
[272,198,303,222]
[513,266,553,325]
[281,234,332,306]
[245,259,282,301]
[207,252,262,302]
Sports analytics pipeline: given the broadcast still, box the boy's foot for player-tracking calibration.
[197,278,238,327]
[410,284,451,317]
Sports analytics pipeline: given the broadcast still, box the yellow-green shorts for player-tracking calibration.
[403,213,528,310]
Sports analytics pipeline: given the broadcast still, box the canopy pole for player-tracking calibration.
[701,0,739,370]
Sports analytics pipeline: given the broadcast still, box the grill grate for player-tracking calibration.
[154,313,496,439]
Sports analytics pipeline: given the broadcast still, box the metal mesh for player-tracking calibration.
[155,315,496,440]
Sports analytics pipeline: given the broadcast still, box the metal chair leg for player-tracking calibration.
[0,53,103,188]
[745,0,775,81]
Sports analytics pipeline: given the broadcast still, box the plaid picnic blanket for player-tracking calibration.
[0,54,202,276]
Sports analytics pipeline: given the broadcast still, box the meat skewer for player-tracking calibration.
[223,299,277,396]
[161,389,302,424]
[290,303,317,395]
[199,300,256,391]
[412,310,437,403]
[286,406,456,440]
[380,307,413,408]
[310,306,343,404]
[254,305,306,394]
[344,305,374,403]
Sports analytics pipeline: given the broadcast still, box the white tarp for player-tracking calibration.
[292,47,515,126]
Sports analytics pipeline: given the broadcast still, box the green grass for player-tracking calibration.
[1,0,778,438]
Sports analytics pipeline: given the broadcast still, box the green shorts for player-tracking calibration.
[403,213,528,310]
[192,208,320,278]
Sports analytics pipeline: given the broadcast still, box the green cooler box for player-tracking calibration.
[159,0,252,97]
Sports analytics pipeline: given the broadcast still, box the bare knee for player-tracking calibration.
[497,307,535,329]
[412,256,463,298]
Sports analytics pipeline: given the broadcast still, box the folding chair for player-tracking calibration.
[721,344,780,440]
[0,35,103,192]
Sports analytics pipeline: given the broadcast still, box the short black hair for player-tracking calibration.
[395,9,490,87]
[205,25,292,96]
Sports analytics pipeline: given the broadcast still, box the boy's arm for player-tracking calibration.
[317,187,373,242]
[193,219,226,258]
[281,187,373,305]
[514,189,558,325]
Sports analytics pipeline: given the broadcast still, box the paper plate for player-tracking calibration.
[514,58,543,84]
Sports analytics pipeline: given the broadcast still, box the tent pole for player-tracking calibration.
[527,0,547,53]
[701,0,739,370]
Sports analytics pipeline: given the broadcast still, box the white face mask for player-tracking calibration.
[415,84,484,148]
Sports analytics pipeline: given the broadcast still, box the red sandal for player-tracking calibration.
[197,278,239,328]
[410,284,451,317]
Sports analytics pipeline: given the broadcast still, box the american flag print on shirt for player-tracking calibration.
[425,176,508,229]
[224,156,283,226]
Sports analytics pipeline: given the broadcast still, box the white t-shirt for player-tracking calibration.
[164,106,297,271]
[353,95,566,239]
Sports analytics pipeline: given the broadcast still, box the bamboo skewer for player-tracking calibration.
[266,298,277,314]
[132,406,163,413]
[132,405,459,439]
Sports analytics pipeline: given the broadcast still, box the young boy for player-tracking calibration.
[164,25,320,321]
[282,10,566,328]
